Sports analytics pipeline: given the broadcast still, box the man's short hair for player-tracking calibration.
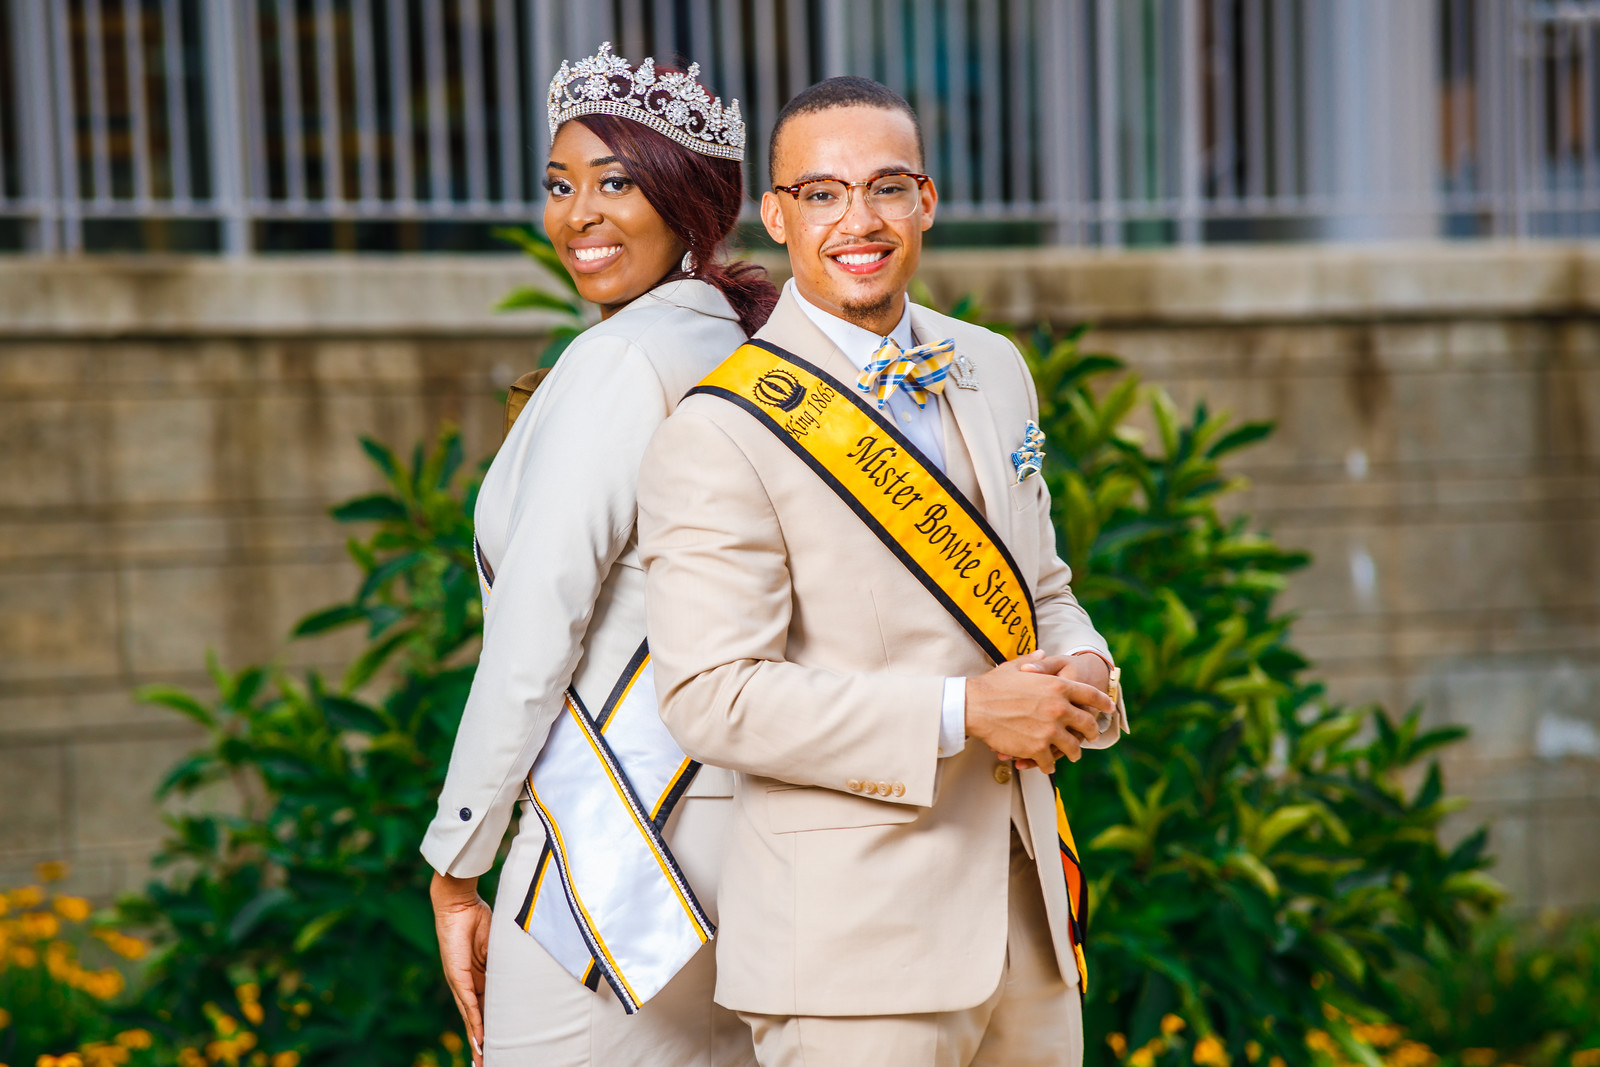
[767,76,925,184]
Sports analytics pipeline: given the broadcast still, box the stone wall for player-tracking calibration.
[1,245,1597,908]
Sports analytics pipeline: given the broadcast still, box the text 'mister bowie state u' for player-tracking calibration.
[638,76,1129,1067]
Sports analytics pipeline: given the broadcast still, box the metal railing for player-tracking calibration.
[1,0,1598,253]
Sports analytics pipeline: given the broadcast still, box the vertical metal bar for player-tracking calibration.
[84,0,113,201]
[619,0,643,60]
[821,0,846,77]
[387,0,414,205]
[161,0,190,202]
[49,0,82,248]
[1121,0,1145,210]
[912,0,937,176]
[313,0,341,204]
[753,0,779,184]
[277,0,306,204]
[1095,0,1120,244]
[944,0,970,206]
[15,0,62,250]
[531,0,557,178]
[352,0,379,205]
[880,0,903,93]
[1005,0,1028,205]
[1581,20,1597,202]
[1556,21,1574,217]
[688,0,713,83]
[1272,0,1295,200]
[422,0,448,204]
[460,0,487,205]
[715,0,749,191]
[240,0,268,212]
[122,0,152,204]
[0,8,11,206]
[205,0,249,253]
[1243,0,1266,201]
[493,0,520,205]
[784,0,808,100]
[1211,0,1235,201]
[978,0,1002,211]
[651,0,671,62]
[1178,0,1201,242]
[1448,0,1467,191]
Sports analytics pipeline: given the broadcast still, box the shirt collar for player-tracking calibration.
[788,279,914,370]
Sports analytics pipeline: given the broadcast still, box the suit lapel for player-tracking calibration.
[910,304,1016,547]
[755,291,863,389]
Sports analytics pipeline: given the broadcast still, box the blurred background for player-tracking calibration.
[0,0,1597,947]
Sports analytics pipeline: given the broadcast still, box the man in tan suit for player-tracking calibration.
[636,77,1129,1067]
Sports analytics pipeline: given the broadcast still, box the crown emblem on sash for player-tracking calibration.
[754,369,808,411]
[547,42,745,161]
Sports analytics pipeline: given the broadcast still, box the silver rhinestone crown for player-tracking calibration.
[547,42,744,162]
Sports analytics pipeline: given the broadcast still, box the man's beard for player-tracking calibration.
[839,290,896,323]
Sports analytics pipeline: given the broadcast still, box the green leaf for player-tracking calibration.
[1251,804,1320,854]
[331,494,408,523]
[292,603,369,638]
[1224,851,1281,898]
[228,886,293,943]
[1089,825,1148,854]
[294,907,351,953]
[137,685,216,727]
[494,286,584,316]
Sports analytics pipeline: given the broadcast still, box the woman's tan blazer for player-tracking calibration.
[636,291,1128,1018]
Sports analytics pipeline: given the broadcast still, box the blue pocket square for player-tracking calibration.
[1011,420,1046,483]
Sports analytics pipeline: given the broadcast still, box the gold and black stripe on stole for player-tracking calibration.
[690,339,1094,992]
[514,640,702,995]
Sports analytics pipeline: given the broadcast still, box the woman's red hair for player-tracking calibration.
[576,108,777,337]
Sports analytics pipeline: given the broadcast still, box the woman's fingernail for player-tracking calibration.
[472,1036,483,1056]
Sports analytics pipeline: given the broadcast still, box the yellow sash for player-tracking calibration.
[692,340,1091,991]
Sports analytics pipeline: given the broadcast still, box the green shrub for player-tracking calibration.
[118,433,481,1067]
[1004,319,1502,1065]
[109,298,1516,1066]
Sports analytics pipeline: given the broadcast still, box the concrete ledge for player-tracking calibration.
[3,242,1599,336]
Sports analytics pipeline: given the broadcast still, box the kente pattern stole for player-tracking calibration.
[690,339,1092,992]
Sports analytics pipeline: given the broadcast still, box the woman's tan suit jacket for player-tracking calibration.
[635,290,1129,1018]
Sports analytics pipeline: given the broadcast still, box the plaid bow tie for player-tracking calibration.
[856,336,957,410]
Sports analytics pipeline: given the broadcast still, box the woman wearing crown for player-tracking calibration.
[420,44,773,1066]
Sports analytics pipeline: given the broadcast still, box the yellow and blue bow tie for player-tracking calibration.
[856,336,957,410]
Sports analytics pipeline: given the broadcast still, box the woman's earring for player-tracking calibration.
[681,250,695,274]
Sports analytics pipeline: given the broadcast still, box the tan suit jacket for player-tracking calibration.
[636,291,1127,1017]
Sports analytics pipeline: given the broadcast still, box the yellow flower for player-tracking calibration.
[21,912,61,940]
[0,893,9,915]
[1246,1041,1262,1063]
[251,1056,267,1067]
[1108,1033,1129,1058]
[11,887,44,909]
[12,945,39,968]
[52,897,91,923]
[215,1014,240,1037]
[271,1053,301,1067]
[1461,1049,1496,1067]
[1194,1036,1231,1067]
[1572,1052,1600,1067]
[237,983,261,1003]
[440,1034,463,1054]
[96,932,149,961]
[1305,1030,1339,1055]
[1129,1050,1156,1067]
[242,1002,264,1026]
[1384,1042,1438,1067]
[1270,1057,1287,1067]
[35,861,69,883]
[80,1043,129,1067]
[1353,1025,1403,1050]
[176,1049,206,1067]
[0,1007,10,1029]
[1162,1014,1188,1035]
[113,1032,152,1051]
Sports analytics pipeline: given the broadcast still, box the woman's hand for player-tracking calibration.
[431,871,492,1067]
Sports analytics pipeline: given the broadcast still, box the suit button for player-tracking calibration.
[993,763,1013,785]
[847,779,862,792]
[892,782,905,797]
[459,807,472,821]
[876,782,891,796]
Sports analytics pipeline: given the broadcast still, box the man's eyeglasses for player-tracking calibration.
[771,172,932,226]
